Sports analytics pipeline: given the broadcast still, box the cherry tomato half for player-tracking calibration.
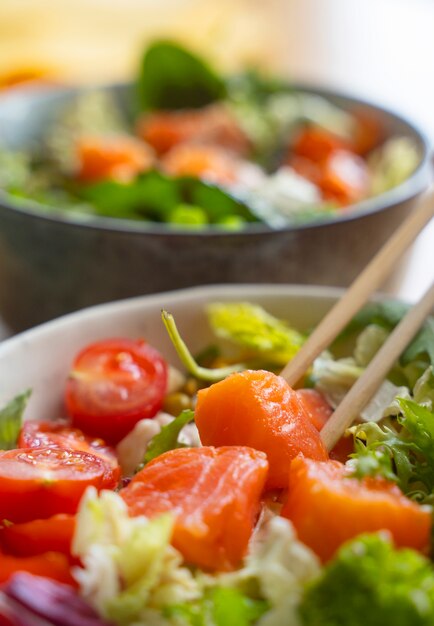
[0,514,75,558]
[0,447,111,523]
[0,549,76,586]
[65,339,168,444]
[18,419,120,488]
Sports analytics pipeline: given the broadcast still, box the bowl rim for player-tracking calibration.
[0,283,401,358]
[0,81,431,237]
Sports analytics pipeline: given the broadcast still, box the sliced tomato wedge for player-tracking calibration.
[0,549,75,586]
[0,447,112,523]
[18,419,120,487]
[292,126,350,164]
[0,515,75,558]
[65,338,168,444]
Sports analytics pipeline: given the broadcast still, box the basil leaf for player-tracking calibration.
[138,40,226,111]
[0,389,31,450]
[143,409,195,465]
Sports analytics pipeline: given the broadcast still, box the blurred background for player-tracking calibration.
[0,0,432,302]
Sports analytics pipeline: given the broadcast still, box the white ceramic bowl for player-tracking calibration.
[0,284,346,421]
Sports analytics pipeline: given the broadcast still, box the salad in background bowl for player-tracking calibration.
[0,40,424,229]
[0,42,429,332]
[0,284,434,625]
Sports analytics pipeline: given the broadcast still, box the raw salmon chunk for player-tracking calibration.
[120,446,268,571]
[282,457,431,562]
[195,370,328,490]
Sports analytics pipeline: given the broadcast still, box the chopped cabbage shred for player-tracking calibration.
[311,323,410,422]
[369,136,420,196]
[72,488,200,625]
[72,490,319,626]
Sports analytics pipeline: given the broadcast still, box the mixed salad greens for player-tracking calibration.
[1,299,434,626]
[0,40,421,229]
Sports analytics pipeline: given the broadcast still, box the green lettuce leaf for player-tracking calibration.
[349,398,434,502]
[142,410,195,466]
[73,489,200,624]
[300,534,434,626]
[80,172,258,224]
[414,367,434,410]
[337,301,434,368]
[138,40,226,111]
[207,303,305,366]
[0,389,31,450]
[369,137,421,195]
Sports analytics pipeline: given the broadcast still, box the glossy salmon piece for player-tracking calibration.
[296,389,354,462]
[121,446,268,571]
[282,457,431,562]
[76,134,154,183]
[296,389,333,431]
[195,370,328,490]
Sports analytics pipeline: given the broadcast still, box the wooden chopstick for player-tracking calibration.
[280,186,434,387]
[321,281,434,451]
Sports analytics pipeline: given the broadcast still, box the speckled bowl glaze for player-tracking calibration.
[0,84,430,331]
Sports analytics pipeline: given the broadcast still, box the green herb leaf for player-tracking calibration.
[138,40,226,111]
[349,398,434,502]
[0,389,31,450]
[80,171,258,225]
[300,534,434,626]
[143,409,195,465]
[79,171,181,220]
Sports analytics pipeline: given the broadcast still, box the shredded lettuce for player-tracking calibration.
[72,489,200,625]
[338,301,434,369]
[207,303,305,367]
[349,397,434,502]
[300,533,434,626]
[353,324,389,367]
[414,367,434,411]
[0,389,31,450]
[369,137,421,195]
[216,515,320,626]
[311,352,408,422]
